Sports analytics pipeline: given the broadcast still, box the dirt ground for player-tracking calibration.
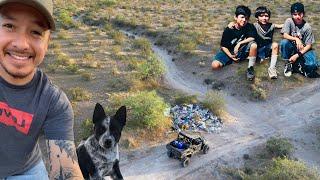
[118,36,320,179]
[38,24,320,180]
[37,1,320,179]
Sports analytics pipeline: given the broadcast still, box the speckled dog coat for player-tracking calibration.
[77,104,126,180]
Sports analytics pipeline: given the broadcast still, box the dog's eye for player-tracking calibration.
[95,125,107,137]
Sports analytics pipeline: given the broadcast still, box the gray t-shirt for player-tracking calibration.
[0,69,74,178]
[281,18,315,45]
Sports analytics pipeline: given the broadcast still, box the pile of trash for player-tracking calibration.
[170,104,223,133]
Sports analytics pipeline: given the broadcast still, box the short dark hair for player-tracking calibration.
[255,6,271,18]
[291,2,304,14]
[235,5,251,18]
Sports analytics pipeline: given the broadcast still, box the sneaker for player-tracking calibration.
[284,62,293,77]
[246,66,255,81]
[268,67,277,79]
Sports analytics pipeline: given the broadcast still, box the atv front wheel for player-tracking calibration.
[202,144,209,154]
[167,150,173,158]
[182,157,190,167]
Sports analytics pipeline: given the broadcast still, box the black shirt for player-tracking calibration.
[220,23,256,52]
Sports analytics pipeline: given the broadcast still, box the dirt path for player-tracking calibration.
[120,32,320,179]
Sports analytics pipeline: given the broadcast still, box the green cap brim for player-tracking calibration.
[0,0,55,30]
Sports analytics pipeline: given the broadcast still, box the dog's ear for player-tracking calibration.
[113,106,126,129]
[110,106,126,142]
[93,103,106,124]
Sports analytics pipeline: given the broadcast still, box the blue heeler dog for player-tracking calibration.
[77,103,126,180]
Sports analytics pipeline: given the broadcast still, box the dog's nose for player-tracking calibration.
[104,139,112,148]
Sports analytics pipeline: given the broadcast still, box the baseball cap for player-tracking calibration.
[291,2,304,14]
[0,0,55,30]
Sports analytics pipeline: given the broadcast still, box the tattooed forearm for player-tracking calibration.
[53,165,73,180]
[46,140,84,180]
[46,140,53,172]
[54,140,78,163]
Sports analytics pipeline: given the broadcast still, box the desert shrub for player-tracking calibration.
[107,77,131,92]
[202,90,226,116]
[81,53,100,68]
[162,16,172,27]
[189,30,206,44]
[113,14,126,27]
[56,52,68,65]
[57,30,70,39]
[81,72,95,81]
[82,11,99,26]
[174,94,198,105]
[65,64,79,74]
[68,87,92,101]
[261,158,320,180]
[250,83,267,101]
[110,30,125,45]
[105,93,129,115]
[95,28,103,35]
[104,23,113,31]
[125,17,138,29]
[50,41,62,49]
[155,34,177,47]
[86,32,94,41]
[46,63,59,73]
[133,38,152,57]
[145,30,160,38]
[79,119,93,140]
[83,53,95,62]
[244,158,320,180]
[176,35,197,54]
[56,52,75,66]
[177,22,185,32]
[266,137,294,158]
[124,91,170,130]
[137,55,165,81]
[56,9,76,29]
[111,45,122,58]
[97,0,117,7]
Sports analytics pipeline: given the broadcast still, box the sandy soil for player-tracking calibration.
[119,32,320,179]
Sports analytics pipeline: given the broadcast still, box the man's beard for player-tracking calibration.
[0,63,33,79]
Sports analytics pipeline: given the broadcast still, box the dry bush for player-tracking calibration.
[202,90,226,116]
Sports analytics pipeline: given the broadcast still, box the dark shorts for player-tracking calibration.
[257,43,272,60]
[213,42,253,66]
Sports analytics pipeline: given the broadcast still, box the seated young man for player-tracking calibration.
[253,6,283,79]
[211,5,257,81]
[280,2,320,78]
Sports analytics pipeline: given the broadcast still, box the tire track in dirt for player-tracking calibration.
[121,31,320,179]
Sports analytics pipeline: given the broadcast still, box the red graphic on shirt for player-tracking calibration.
[0,102,33,135]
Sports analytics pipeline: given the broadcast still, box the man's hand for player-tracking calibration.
[295,38,304,51]
[289,54,299,63]
[230,54,239,62]
[46,140,84,180]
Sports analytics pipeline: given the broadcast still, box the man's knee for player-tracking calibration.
[280,39,291,48]
[248,43,257,56]
[211,60,222,70]
[249,42,258,50]
[272,42,279,52]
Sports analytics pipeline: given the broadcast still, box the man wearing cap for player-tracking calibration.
[0,0,83,179]
[280,2,319,78]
